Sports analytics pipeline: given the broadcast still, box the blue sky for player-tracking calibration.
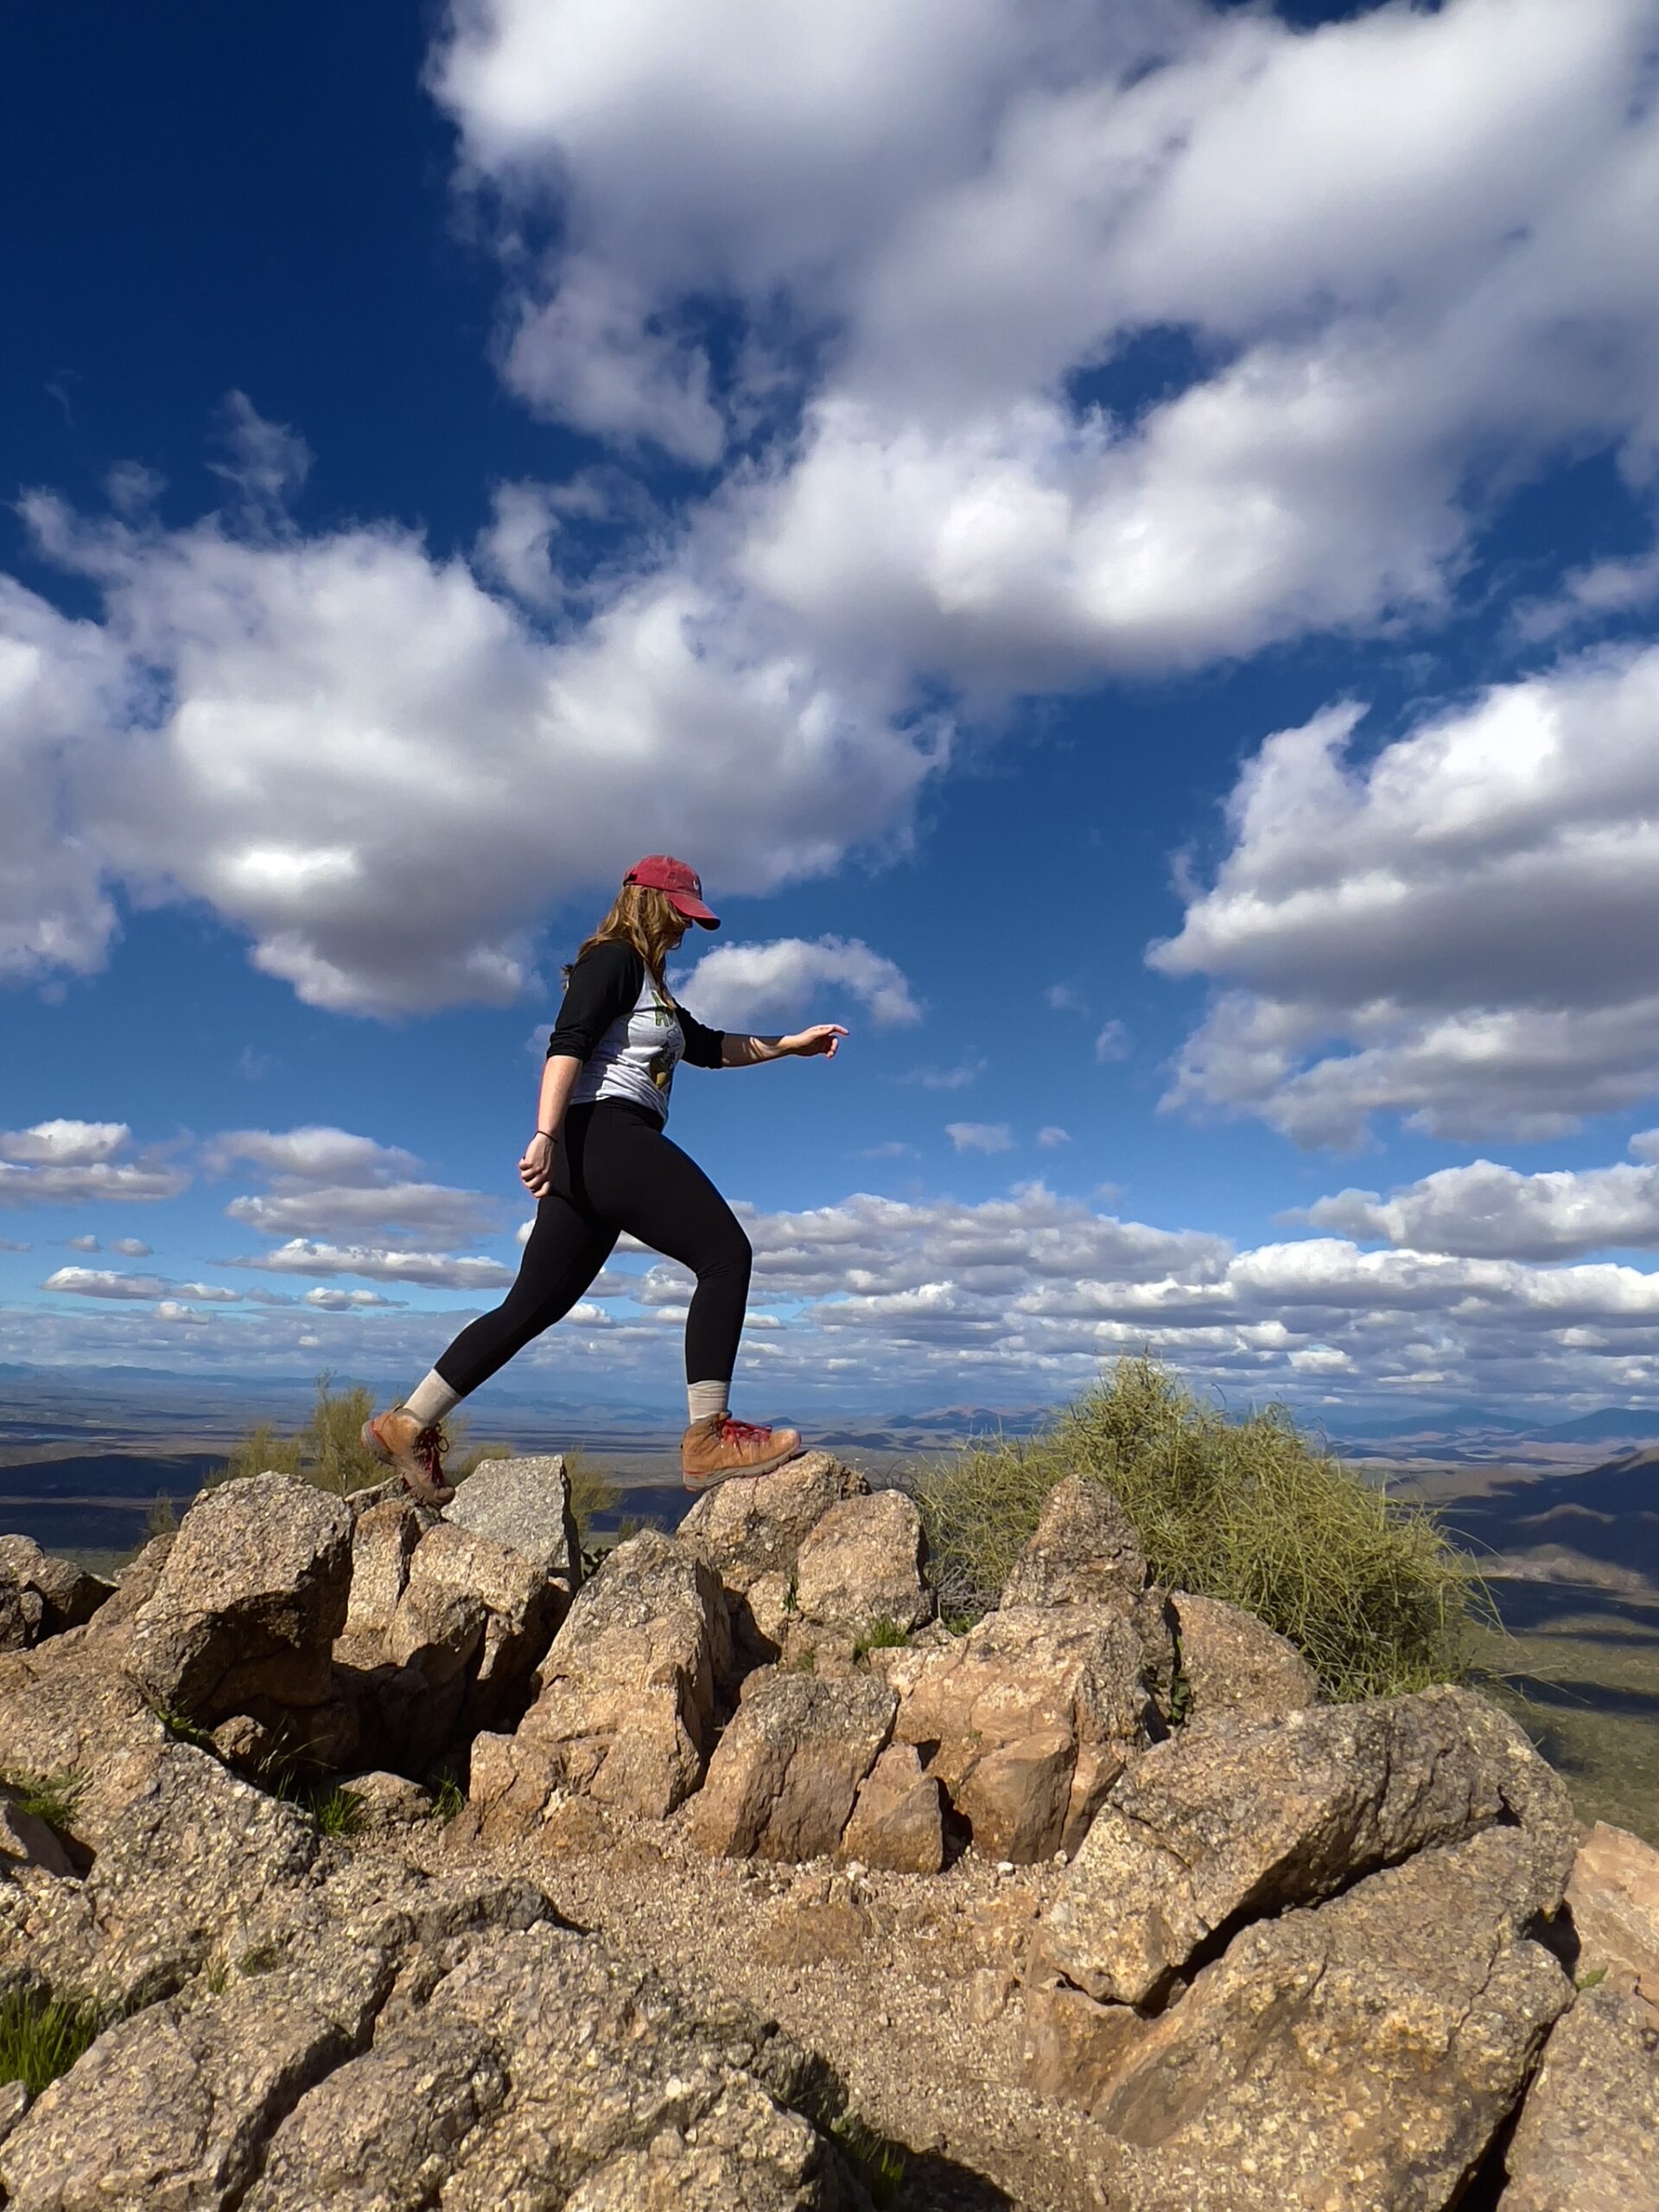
[6,0,1659,1423]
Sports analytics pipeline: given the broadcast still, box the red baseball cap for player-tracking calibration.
[623,855,720,928]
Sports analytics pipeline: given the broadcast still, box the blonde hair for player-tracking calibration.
[570,881,687,989]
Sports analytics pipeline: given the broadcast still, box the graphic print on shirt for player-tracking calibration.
[646,992,679,1094]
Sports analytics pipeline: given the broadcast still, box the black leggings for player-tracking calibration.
[435,1101,752,1400]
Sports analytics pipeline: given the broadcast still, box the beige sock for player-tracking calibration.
[404,1370,462,1427]
[686,1379,729,1426]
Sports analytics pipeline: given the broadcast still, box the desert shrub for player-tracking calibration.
[0,1768,85,1834]
[222,1371,505,1496]
[563,1447,620,1545]
[913,1357,1491,1702]
[0,1986,101,2093]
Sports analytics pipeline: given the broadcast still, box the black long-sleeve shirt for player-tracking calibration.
[546,940,724,1118]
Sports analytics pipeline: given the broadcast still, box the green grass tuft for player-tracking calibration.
[0,1768,86,1834]
[852,1617,912,1662]
[311,1785,367,1839]
[914,1356,1491,1703]
[0,1986,102,2093]
[431,1777,465,1824]
[146,1700,219,1752]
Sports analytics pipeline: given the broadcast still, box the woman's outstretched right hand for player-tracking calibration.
[518,1130,555,1198]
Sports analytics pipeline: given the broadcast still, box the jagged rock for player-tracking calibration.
[690,1669,896,1862]
[405,1521,563,1705]
[0,1860,553,2212]
[386,1549,485,1679]
[338,1770,433,1827]
[958,1726,1077,1863]
[792,1489,931,1637]
[1501,1975,1659,2211]
[0,2080,27,2149]
[1169,1589,1319,1726]
[1001,1478,1147,1609]
[0,1645,169,1844]
[122,1474,353,1729]
[443,1453,582,1598]
[1033,1684,1578,2006]
[244,1919,857,2212]
[73,1742,319,2010]
[839,1742,945,1873]
[874,1600,1162,1862]
[679,1451,869,1596]
[1080,1827,1573,2212]
[0,1790,74,1880]
[0,1536,111,1644]
[340,1496,422,1637]
[1564,1819,1659,2004]
[511,1530,730,1820]
[86,1529,175,1637]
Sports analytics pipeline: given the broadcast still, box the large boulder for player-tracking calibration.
[509,1530,730,1820]
[1501,1975,1659,2211]
[1563,1820,1659,2005]
[1000,1477,1147,1610]
[443,1453,582,1599]
[1033,1684,1576,2006]
[689,1669,896,1862]
[874,1599,1166,1861]
[0,1536,111,1648]
[679,1451,868,1597]
[791,1489,931,1639]
[1072,1827,1573,2212]
[122,1473,353,1731]
[1168,1589,1319,1727]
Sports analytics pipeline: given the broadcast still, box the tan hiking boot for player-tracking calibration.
[361,1407,455,1507]
[681,1412,804,1491]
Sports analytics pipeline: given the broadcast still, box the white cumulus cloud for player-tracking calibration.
[677,935,919,1029]
[1154,645,1659,1145]
[945,1122,1014,1155]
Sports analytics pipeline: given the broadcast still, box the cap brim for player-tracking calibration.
[666,892,720,928]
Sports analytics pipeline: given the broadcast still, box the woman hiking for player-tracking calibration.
[362,855,845,1507]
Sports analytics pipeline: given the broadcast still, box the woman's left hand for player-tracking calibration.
[781,1024,847,1059]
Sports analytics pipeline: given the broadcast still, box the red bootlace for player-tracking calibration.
[415,1425,448,1478]
[716,1414,771,1446]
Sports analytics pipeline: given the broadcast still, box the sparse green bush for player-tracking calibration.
[0,1769,85,1834]
[0,1986,101,2093]
[430,1777,465,1824]
[563,1447,620,1545]
[914,1357,1491,1702]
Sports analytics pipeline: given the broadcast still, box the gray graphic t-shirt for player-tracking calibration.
[546,941,727,1123]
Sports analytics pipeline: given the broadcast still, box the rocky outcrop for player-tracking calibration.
[1077,1827,1573,2212]
[874,1599,1167,1861]
[122,1473,353,1743]
[1001,1476,1147,1610]
[690,1669,896,1862]
[680,1452,869,1598]
[505,1529,730,1820]
[443,1453,582,1600]
[1033,1684,1577,2006]
[791,1489,931,1641]
[0,1536,111,1649]
[0,1837,858,2212]
[1563,1818,1659,2004]
[1501,1974,1659,2212]
[1167,1589,1319,1726]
